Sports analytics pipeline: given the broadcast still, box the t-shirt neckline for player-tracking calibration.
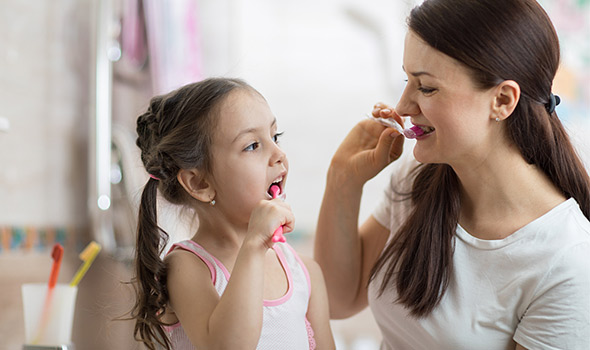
[455,198,575,250]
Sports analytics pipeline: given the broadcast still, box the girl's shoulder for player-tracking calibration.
[164,240,227,287]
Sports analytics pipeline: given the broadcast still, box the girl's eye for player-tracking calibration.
[273,131,284,144]
[244,142,260,152]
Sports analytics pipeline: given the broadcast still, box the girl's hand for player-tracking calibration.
[246,198,294,248]
[330,103,405,187]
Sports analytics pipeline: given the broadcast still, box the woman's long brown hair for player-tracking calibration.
[371,0,590,317]
[130,78,253,349]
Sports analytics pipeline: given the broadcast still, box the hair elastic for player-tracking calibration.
[149,174,160,181]
[545,93,561,114]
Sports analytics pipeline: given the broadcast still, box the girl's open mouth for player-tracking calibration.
[267,176,284,198]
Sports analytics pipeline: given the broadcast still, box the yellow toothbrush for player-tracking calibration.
[69,241,102,287]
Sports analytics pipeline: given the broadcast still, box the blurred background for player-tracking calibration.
[0,0,588,349]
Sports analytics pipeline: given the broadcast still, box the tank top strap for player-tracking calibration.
[167,240,230,295]
[273,242,312,296]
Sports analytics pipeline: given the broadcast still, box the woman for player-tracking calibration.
[314,0,590,349]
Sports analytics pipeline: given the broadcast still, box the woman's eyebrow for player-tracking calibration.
[402,65,436,78]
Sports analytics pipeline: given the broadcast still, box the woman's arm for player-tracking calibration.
[314,112,404,319]
[300,256,336,349]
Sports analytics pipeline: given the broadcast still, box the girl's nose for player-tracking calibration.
[270,145,287,166]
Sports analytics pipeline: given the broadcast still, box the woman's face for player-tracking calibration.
[396,31,500,168]
[208,89,288,226]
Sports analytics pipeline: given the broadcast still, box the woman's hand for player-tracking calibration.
[330,103,405,187]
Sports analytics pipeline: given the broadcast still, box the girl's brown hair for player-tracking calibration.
[131,77,253,349]
[371,0,590,317]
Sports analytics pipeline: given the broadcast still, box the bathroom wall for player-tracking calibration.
[0,0,588,349]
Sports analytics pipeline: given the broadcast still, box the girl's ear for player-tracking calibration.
[177,168,215,203]
[491,80,520,122]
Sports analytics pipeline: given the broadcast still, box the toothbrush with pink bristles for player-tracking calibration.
[365,114,425,139]
[269,185,286,243]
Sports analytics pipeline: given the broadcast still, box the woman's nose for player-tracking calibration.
[395,86,420,117]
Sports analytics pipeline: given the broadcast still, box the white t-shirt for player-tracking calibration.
[369,156,590,350]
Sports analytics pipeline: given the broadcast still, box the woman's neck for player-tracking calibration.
[454,146,566,240]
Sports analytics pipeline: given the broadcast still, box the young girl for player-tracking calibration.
[131,77,335,349]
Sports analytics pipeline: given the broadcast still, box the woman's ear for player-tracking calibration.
[177,168,215,203]
[491,80,520,122]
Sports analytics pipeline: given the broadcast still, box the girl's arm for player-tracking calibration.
[314,114,404,319]
[166,241,267,349]
[166,198,294,349]
[300,255,336,349]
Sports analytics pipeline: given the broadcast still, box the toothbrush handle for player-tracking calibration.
[272,226,285,243]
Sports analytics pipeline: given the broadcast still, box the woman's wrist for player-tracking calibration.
[326,159,366,194]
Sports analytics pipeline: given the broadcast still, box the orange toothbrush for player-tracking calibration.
[32,243,64,344]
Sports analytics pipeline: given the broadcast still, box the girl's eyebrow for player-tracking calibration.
[232,118,277,144]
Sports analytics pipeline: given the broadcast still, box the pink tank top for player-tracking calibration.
[162,240,316,349]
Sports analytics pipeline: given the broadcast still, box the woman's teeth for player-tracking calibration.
[419,125,435,134]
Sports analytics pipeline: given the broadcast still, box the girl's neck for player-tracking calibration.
[454,146,565,240]
[191,215,248,259]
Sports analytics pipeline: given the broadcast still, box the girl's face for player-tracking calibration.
[396,31,499,168]
[208,89,288,225]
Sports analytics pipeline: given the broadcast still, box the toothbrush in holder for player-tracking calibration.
[33,243,64,344]
[70,241,102,287]
[269,185,286,243]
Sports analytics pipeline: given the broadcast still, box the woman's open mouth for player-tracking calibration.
[405,124,435,139]
[418,125,435,135]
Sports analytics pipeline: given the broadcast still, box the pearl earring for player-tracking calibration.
[495,117,500,122]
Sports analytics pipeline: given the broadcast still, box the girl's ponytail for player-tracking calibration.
[132,177,171,350]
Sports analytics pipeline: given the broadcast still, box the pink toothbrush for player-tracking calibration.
[269,185,286,243]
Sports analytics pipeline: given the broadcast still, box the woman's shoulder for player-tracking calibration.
[548,198,590,243]
[531,199,590,276]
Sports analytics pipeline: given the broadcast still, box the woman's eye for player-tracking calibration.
[244,142,260,151]
[273,132,284,144]
[418,86,436,95]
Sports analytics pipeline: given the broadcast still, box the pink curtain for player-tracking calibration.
[123,0,204,94]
